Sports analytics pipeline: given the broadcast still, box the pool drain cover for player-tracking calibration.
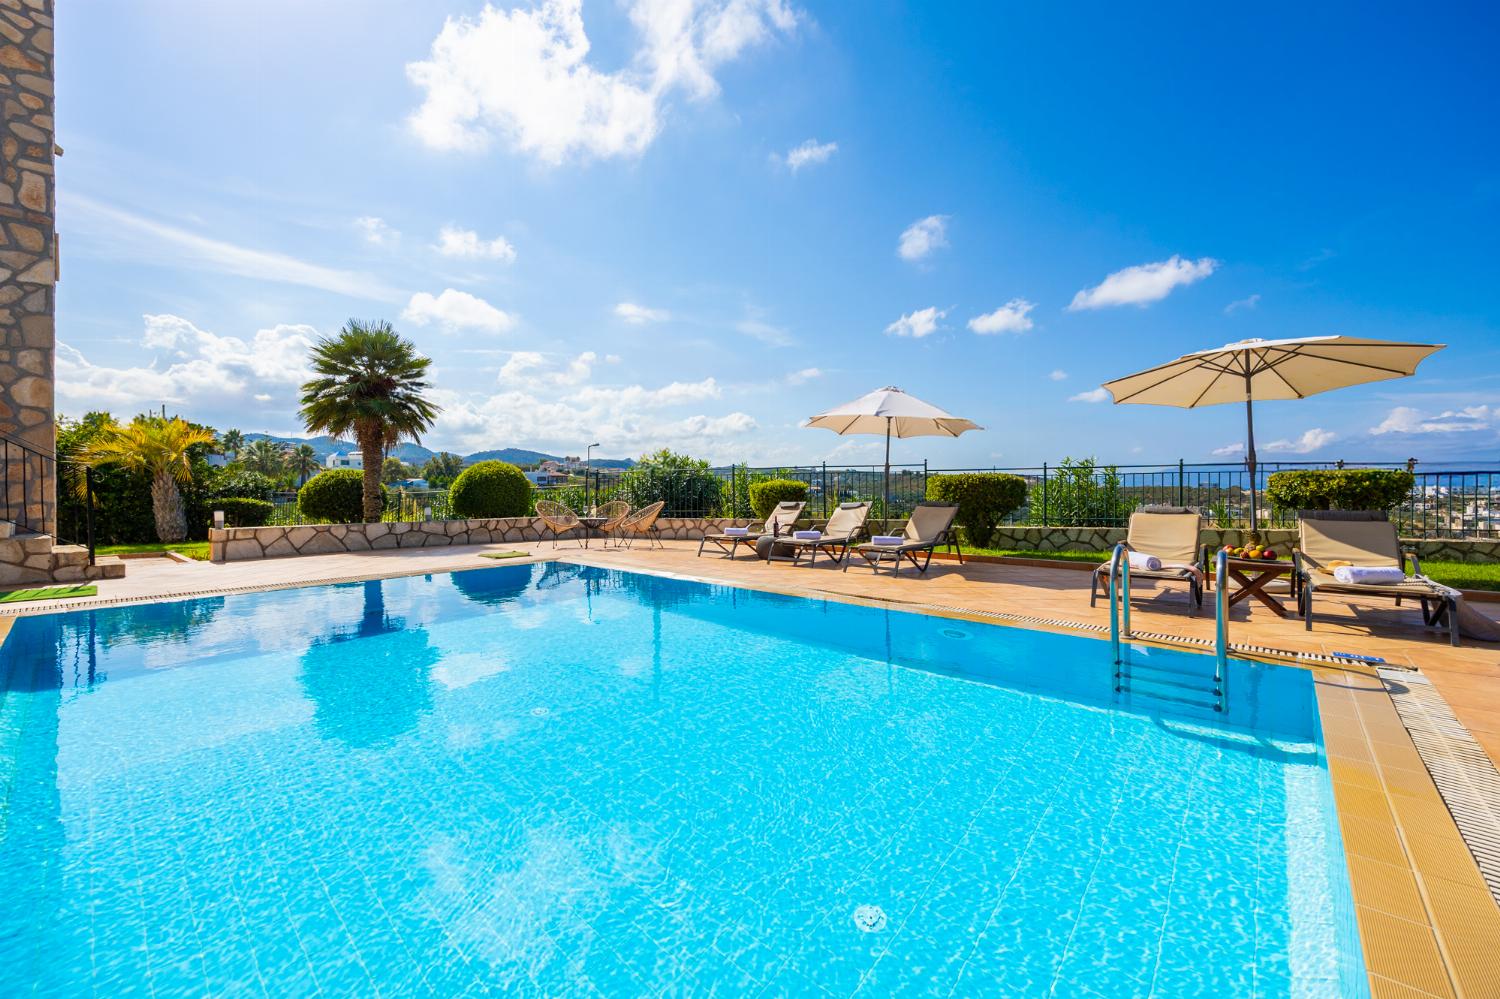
[852,905,887,933]
[530,707,550,717]
[941,628,970,640]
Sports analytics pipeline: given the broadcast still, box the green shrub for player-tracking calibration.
[616,449,724,517]
[449,460,531,518]
[208,468,276,500]
[748,478,809,521]
[213,497,274,527]
[926,472,1027,547]
[298,469,386,523]
[1264,469,1415,513]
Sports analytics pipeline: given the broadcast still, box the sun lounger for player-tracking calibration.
[772,502,871,566]
[846,502,960,576]
[1089,505,1206,615]
[1294,510,1459,647]
[697,501,805,558]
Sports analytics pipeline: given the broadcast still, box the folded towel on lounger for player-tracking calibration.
[724,527,749,537]
[1127,552,1163,572]
[794,530,821,541]
[871,535,903,546]
[1332,565,1406,586]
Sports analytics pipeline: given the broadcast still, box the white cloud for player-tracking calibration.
[614,301,670,325]
[897,215,949,262]
[435,225,517,262]
[57,314,317,411]
[403,289,516,333]
[1211,442,1245,457]
[406,0,796,164]
[1068,387,1111,403]
[499,350,597,386]
[967,299,1035,335]
[735,318,794,347]
[779,138,837,171]
[1224,293,1260,315]
[69,195,396,301]
[1263,428,1337,454]
[885,306,947,339]
[1049,369,1068,381]
[1370,404,1494,436]
[786,367,821,385]
[1068,255,1218,310]
[355,216,399,247]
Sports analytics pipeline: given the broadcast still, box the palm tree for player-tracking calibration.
[423,451,464,488]
[243,439,289,481]
[220,428,245,461]
[288,443,320,486]
[79,416,216,542]
[299,320,439,522]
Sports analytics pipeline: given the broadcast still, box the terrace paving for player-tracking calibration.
[3,539,1498,994]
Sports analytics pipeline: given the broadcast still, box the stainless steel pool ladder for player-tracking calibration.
[1110,543,1229,713]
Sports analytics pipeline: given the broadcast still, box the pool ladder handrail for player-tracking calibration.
[1109,542,1131,665]
[1213,547,1229,712]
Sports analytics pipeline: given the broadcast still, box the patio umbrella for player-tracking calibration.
[806,386,982,531]
[1100,336,1444,531]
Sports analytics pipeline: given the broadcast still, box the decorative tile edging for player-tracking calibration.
[209,517,757,562]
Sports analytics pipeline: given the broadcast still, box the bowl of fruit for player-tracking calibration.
[1222,543,1279,561]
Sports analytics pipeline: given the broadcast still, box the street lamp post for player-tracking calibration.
[585,442,600,511]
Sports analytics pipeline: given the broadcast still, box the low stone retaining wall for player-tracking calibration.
[209,517,757,562]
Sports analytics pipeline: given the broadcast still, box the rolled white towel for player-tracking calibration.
[1127,551,1163,572]
[1333,565,1406,586]
[871,535,903,546]
[723,526,749,537]
[793,530,821,541]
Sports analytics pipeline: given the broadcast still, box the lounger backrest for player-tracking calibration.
[1299,515,1401,568]
[766,501,805,532]
[823,501,870,537]
[904,503,958,544]
[1125,511,1201,565]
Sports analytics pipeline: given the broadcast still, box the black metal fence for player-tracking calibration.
[254,459,1500,540]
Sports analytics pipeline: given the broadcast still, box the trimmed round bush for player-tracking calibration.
[208,468,276,500]
[449,460,531,519]
[1265,469,1414,513]
[748,478,809,521]
[298,469,386,523]
[925,472,1028,548]
[214,496,274,528]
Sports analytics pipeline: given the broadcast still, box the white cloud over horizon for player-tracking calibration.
[778,138,837,171]
[1068,255,1218,310]
[967,299,1035,335]
[1068,387,1110,403]
[404,288,517,333]
[1262,428,1337,453]
[897,215,949,262]
[1370,404,1495,436]
[435,225,517,262]
[885,306,947,338]
[615,301,670,325]
[406,0,797,164]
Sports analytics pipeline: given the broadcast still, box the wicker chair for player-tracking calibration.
[617,500,666,549]
[594,499,631,548]
[534,499,582,547]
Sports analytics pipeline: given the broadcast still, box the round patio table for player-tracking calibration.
[1220,556,1294,618]
[578,515,608,549]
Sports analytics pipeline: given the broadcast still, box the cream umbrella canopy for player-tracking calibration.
[1101,336,1444,530]
[807,386,983,531]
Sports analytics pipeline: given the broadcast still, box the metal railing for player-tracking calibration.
[1213,548,1229,712]
[1108,542,1131,667]
[1,429,95,564]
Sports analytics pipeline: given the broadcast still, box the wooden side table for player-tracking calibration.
[1220,556,1294,617]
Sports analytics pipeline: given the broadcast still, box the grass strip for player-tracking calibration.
[0,584,98,603]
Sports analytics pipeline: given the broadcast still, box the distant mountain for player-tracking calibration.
[240,434,633,469]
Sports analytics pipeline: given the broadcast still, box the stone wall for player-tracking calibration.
[0,0,55,533]
[210,517,758,562]
[0,532,123,586]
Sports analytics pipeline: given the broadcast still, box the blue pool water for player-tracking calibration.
[0,563,1365,996]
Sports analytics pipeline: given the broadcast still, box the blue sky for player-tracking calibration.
[55,1,1500,466]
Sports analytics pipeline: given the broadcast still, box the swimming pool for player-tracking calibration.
[1,562,1365,996]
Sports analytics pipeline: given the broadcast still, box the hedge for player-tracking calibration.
[1264,469,1415,513]
[449,460,531,519]
[298,469,386,523]
[213,497,274,527]
[926,472,1028,547]
[208,468,276,500]
[748,478,808,521]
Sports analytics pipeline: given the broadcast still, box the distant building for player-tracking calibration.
[325,452,362,470]
[525,462,569,487]
[395,478,429,490]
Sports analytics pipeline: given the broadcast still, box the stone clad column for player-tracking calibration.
[0,0,56,533]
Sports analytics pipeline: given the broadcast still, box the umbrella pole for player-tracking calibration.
[1244,372,1260,542]
[883,417,892,535]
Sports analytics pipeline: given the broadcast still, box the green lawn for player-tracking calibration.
[961,547,1500,592]
[97,540,212,561]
